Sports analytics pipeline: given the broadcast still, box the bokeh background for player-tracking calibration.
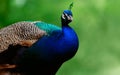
[0,0,120,75]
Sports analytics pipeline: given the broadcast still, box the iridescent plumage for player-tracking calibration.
[0,10,79,75]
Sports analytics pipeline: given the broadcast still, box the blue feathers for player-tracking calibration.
[63,10,73,16]
[25,10,79,62]
[0,10,79,75]
[18,10,79,74]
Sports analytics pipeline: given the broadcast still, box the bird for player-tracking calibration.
[0,6,79,75]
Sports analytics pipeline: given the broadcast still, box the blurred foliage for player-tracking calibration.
[0,0,120,75]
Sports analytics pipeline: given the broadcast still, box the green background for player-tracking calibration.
[0,0,120,75]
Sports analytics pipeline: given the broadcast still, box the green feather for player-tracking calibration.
[68,2,74,10]
[34,22,61,35]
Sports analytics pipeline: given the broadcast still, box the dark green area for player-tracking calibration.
[0,0,120,75]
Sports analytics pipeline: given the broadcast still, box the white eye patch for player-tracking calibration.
[62,13,73,21]
[62,14,66,19]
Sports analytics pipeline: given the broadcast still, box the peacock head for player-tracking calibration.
[61,10,73,25]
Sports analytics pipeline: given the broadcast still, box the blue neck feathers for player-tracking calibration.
[17,10,79,75]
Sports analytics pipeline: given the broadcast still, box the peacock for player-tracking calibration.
[0,3,79,75]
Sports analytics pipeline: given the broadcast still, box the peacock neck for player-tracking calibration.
[62,23,72,33]
[61,21,70,29]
